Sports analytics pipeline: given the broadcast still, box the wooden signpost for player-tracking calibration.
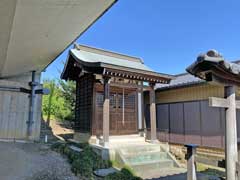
[209,86,239,180]
[186,50,240,180]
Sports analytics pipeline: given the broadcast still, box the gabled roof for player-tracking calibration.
[156,56,240,91]
[62,44,173,83]
[70,45,153,72]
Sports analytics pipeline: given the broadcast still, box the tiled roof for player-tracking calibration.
[186,50,240,86]
[156,73,204,90]
[69,45,173,80]
[71,45,152,72]
[156,53,240,91]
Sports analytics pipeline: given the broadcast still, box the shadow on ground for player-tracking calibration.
[58,133,74,140]
[40,118,74,142]
[146,172,222,180]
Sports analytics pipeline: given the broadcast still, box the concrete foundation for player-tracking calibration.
[74,132,91,143]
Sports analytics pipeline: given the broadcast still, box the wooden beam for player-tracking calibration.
[110,82,151,90]
[209,97,230,108]
[209,97,240,109]
[104,68,171,84]
[236,100,240,109]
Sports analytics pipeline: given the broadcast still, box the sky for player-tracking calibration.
[42,0,240,80]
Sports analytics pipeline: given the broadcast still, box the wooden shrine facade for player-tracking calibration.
[61,44,173,146]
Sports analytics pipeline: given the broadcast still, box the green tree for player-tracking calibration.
[58,79,76,121]
[46,80,55,126]
[42,79,76,123]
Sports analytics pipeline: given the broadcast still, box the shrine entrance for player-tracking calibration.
[61,44,173,147]
[95,85,138,135]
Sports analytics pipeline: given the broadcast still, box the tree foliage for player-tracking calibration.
[42,79,76,122]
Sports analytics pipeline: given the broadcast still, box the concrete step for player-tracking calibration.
[90,134,146,145]
[115,143,184,178]
[132,159,174,173]
[124,152,170,164]
[119,144,162,155]
[140,167,187,179]
[109,135,145,143]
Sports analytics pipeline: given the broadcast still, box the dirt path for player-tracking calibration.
[0,142,78,180]
[50,120,73,136]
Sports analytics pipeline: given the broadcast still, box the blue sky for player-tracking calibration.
[42,0,240,80]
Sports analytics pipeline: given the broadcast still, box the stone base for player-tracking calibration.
[150,139,160,144]
[74,132,91,143]
[91,144,115,160]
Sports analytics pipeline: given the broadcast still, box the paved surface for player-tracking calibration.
[0,142,77,180]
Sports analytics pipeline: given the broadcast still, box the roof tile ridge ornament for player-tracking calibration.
[186,49,240,86]
[74,43,81,50]
[196,49,224,63]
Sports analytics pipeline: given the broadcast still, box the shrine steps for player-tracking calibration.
[89,135,186,178]
[114,143,186,179]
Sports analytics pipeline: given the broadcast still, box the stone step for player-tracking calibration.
[124,152,170,164]
[119,145,162,155]
[131,159,174,173]
[90,135,146,145]
[109,137,145,143]
[114,143,184,178]
[140,167,187,179]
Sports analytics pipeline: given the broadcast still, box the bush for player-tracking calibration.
[104,168,142,180]
[52,142,111,178]
[52,142,142,180]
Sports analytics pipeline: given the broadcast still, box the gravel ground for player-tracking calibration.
[0,142,78,180]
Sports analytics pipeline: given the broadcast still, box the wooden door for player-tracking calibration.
[117,89,138,134]
[95,91,118,135]
[112,88,138,135]
[109,93,118,134]
[95,86,138,135]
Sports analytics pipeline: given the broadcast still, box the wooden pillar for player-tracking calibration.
[225,86,238,180]
[103,77,110,147]
[137,89,142,130]
[150,83,157,142]
[141,82,146,131]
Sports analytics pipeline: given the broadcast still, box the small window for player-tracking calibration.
[125,93,135,109]
[96,92,104,107]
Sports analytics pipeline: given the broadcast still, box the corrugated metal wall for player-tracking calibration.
[146,100,226,148]
[145,83,240,149]
[0,80,41,141]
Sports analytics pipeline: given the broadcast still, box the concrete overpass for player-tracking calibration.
[0,0,116,78]
[0,0,117,141]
